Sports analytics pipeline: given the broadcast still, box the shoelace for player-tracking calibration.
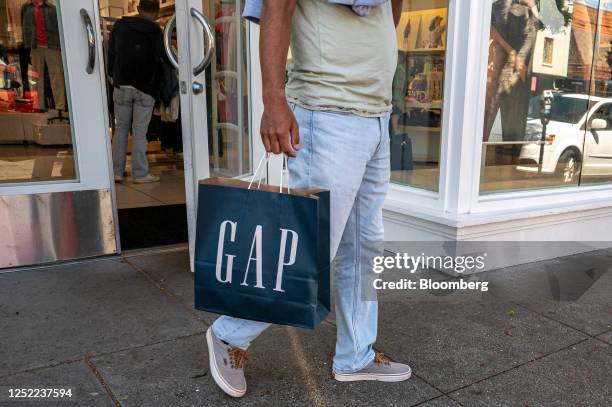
[374,351,391,366]
[228,347,249,369]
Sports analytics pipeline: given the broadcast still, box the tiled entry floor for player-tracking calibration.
[115,169,186,209]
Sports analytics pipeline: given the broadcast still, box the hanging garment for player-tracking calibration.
[6,0,30,45]
[428,17,446,48]
[30,47,66,111]
[159,95,179,122]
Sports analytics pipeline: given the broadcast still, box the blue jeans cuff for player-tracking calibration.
[332,349,375,373]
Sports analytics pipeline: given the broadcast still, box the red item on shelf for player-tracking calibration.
[24,91,40,110]
[0,90,17,111]
[15,99,35,113]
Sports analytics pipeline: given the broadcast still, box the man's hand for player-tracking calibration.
[260,95,300,157]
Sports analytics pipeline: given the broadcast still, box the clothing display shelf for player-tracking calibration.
[400,45,446,135]
[403,125,441,132]
[124,1,175,17]
[406,48,445,53]
[404,101,443,109]
[100,6,124,17]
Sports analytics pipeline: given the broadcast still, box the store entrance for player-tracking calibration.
[99,0,187,250]
[98,0,262,262]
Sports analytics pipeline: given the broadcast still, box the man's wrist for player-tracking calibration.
[263,88,287,106]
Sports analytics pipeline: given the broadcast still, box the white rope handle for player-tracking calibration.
[285,154,292,194]
[248,152,269,190]
[279,154,291,194]
[248,153,291,194]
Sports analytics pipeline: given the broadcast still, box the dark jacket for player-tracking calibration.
[21,1,61,50]
[108,16,163,98]
[159,52,179,106]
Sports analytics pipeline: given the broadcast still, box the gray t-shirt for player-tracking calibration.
[245,0,398,117]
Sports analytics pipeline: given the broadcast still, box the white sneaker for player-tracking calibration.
[114,175,124,183]
[206,327,248,398]
[133,174,160,184]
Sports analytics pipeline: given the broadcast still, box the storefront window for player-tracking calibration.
[390,0,449,192]
[480,0,612,194]
[0,0,76,184]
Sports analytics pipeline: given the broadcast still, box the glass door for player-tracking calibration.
[171,0,263,269]
[0,0,117,268]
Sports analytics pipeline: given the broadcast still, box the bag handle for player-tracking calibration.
[248,153,291,194]
[248,152,269,190]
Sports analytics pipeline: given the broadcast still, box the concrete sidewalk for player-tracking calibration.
[1,247,611,406]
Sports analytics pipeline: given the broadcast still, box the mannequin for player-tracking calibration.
[483,0,541,143]
[21,0,66,113]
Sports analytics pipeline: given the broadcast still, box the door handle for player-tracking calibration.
[190,8,215,76]
[80,9,96,74]
[163,13,179,69]
[192,81,204,95]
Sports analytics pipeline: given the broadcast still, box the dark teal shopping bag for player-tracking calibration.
[194,177,330,329]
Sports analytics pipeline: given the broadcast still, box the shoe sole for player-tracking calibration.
[206,328,247,398]
[333,369,412,382]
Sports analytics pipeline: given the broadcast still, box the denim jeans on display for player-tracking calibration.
[112,86,155,178]
[212,103,391,373]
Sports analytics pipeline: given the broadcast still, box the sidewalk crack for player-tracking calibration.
[443,337,591,396]
[84,356,121,407]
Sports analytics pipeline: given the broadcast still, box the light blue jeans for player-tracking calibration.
[112,86,155,178]
[212,103,391,373]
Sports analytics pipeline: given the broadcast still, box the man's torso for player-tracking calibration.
[286,0,398,117]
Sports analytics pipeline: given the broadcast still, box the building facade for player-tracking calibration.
[0,0,611,271]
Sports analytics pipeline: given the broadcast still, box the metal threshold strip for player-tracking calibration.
[0,244,188,275]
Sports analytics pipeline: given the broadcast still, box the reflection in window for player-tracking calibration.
[205,0,251,178]
[481,0,612,193]
[390,0,449,192]
[543,37,554,64]
[0,0,75,185]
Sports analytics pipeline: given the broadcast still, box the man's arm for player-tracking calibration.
[259,0,299,157]
[107,24,117,82]
[392,0,402,27]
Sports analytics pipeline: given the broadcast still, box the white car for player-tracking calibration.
[516,93,612,183]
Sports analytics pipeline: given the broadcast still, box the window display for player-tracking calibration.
[390,0,448,192]
[0,0,75,185]
[480,0,612,194]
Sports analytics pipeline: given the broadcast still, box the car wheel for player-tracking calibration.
[556,150,581,184]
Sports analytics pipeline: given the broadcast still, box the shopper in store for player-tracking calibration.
[107,0,162,184]
[21,0,66,113]
[205,0,411,398]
